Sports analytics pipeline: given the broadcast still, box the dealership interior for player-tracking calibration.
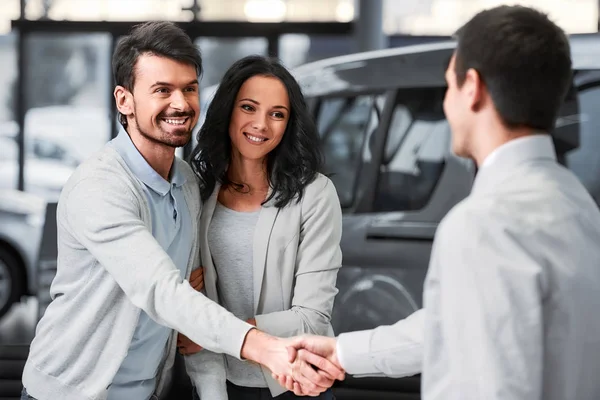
[1,1,600,399]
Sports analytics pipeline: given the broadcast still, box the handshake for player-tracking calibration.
[241,329,346,397]
[180,269,347,396]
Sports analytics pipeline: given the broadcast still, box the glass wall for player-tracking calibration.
[196,37,268,90]
[1,0,597,36]
[21,0,197,21]
[195,37,268,130]
[0,33,17,192]
[21,33,112,201]
[279,34,353,69]
[15,0,349,23]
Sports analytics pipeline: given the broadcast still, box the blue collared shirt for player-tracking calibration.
[107,130,193,400]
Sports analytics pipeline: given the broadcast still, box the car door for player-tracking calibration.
[314,91,413,334]
[316,87,476,335]
[313,86,474,399]
[561,70,600,206]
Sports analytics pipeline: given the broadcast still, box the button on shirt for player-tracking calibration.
[107,130,193,400]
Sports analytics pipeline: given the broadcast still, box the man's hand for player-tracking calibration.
[273,335,344,395]
[177,332,203,356]
[288,335,341,368]
[189,267,204,291]
[240,329,344,396]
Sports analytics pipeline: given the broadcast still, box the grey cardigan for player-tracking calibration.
[22,144,252,400]
[185,173,343,398]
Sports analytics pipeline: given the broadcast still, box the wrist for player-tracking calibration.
[240,328,270,364]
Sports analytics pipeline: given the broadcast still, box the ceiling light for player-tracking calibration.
[244,0,287,22]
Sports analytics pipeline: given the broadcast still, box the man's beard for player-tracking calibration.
[133,110,194,149]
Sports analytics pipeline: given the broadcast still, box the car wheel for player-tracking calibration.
[333,274,419,333]
[0,247,23,320]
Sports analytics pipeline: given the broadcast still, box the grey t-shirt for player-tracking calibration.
[207,202,266,388]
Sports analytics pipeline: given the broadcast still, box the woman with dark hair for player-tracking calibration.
[181,55,342,399]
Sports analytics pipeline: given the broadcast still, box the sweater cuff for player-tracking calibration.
[222,318,254,360]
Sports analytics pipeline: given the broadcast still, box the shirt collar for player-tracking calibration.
[472,134,556,194]
[111,128,186,196]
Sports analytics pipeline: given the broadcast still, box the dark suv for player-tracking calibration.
[290,35,600,399]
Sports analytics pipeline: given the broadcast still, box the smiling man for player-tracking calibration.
[20,22,339,400]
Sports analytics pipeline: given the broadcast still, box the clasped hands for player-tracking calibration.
[273,335,344,396]
[177,267,346,396]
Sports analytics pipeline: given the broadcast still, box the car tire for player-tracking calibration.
[0,246,24,321]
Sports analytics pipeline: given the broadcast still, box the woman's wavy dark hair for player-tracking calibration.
[189,55,323,208]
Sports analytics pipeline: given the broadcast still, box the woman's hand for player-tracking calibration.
[190,267,204,291]
[177,333,203,355]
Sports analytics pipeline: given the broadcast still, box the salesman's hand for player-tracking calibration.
[241,330,344,396]
[177,333,203,356]
[189,267,204,291]
[272,335,344,395]
[281,348,343,396]
[288,335,341,369]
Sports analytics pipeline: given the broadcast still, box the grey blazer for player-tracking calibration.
[185,173,343,399]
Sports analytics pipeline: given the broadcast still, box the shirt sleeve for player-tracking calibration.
[422,204,545,400]
[64,176,252,359]
[335,309,424,377]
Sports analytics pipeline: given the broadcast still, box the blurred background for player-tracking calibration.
[1,1,600,399]
[1,0,598,200]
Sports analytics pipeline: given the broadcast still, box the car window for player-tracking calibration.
[563,85,600,205]
[317,95,376,208]
[373,88,450,212]
[362,95,386,163]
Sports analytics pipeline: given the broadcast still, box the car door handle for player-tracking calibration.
[366,222,438,240]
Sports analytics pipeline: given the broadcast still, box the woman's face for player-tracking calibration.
[229,75,290,161]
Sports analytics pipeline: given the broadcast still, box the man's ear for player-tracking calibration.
[464,68,484,112]
[114,85,134,119]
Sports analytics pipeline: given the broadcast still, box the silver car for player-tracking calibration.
[0,190,46,320]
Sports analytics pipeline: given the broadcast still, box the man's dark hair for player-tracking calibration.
[112,21,202,128]
[454,5,572,132]
[189,55,323,209]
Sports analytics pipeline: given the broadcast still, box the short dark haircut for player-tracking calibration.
[454,5,572,132]
[189,55,323,209]
[112,21,202,128]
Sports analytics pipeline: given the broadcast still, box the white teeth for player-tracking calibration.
[164,118,186,125]
[246,134,265,142]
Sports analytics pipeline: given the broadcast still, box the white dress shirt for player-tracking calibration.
[337,135,600,400]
